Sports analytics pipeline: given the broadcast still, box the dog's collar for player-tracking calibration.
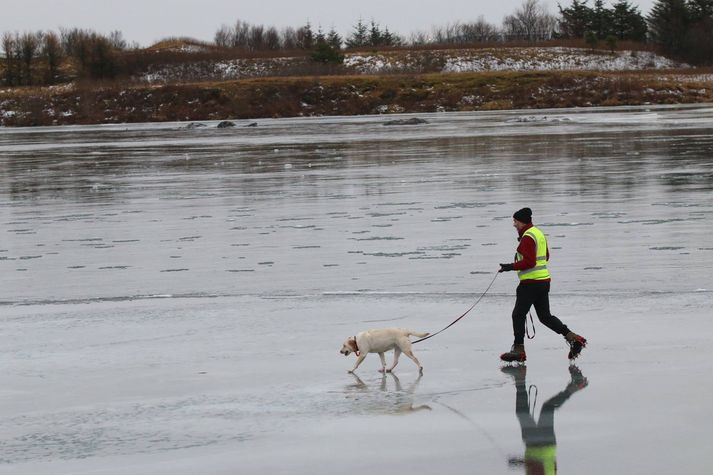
[350,336,360,356]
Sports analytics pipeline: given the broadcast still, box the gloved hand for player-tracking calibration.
[499,263,514,272]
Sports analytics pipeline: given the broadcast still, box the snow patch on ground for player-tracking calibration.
[346,48,684,74]
[137,47,686,83]
[142,57,306,83]
[656,74,713,83]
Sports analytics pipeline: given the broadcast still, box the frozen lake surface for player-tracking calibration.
[1,105,712,474]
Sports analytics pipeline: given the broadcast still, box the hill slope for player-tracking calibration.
[1,47,710,127]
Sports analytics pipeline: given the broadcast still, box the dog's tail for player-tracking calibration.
[407,330,430,338]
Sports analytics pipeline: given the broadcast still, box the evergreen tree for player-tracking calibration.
[647,0,689,56]
[610,0,647,41]
[346,18,369,48]
[558,0,594,38]
[591,0,612,38]
[584,29,599,48]
[369,20,382,47]
[309,25,343,64]
[314,26,326,46]
[687,0,713,20]
[326,28,343,49]
[381,27,401,47]
[684,0,713,64]
[296,22,314,50]
[310,42,344,64]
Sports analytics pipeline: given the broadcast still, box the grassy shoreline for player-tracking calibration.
[1,69,712,127]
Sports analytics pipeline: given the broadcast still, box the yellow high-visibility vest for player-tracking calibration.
[516,226,550,281]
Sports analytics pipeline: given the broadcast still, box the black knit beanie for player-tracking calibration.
[513,207,532,224]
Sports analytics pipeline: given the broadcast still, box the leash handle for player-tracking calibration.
[412,270,500,344]
[526,311,536,339]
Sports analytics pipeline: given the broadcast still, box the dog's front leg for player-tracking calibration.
[348,353,367,373]
[378,352,387,373]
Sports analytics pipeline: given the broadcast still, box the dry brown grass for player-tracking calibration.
[2,69,711,126]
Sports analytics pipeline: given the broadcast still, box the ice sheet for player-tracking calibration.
[1,104,712,473]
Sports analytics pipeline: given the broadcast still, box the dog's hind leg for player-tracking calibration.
[387,348,401,373]
[378,352,387,373]
[397,339,423,373]
[403,349,423,373]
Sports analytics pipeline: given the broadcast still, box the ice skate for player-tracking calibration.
[565,332,587,360]
[500,343,526,363]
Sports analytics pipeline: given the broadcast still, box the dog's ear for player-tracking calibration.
[348,338,358,352]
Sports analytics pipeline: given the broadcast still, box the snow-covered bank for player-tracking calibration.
[138,47,685,83]
[347,47,684,75]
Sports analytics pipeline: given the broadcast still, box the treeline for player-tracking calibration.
[556,0,713,64]
[1,28,132,86]
[215,20,342,50]
[210,0,713,64]
[214,18,401,51]
[2,0,712,88]
[559,0,647,41]
[648,0,713,64]
[389,0,646,45]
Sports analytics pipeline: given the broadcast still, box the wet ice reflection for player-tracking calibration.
[2,105,713,304]
[1,105,712,474]
[503,365,589,473]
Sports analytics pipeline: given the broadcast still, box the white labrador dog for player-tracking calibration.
[340,328,429,374]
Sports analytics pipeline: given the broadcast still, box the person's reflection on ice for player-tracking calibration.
[502,365,588,474]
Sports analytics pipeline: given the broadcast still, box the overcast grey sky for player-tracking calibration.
[1,0,656,46]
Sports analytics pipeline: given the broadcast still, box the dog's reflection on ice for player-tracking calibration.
[344,372,432,415]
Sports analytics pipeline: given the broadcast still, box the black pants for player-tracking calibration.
[512,281,569,345]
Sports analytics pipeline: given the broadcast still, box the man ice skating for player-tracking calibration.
[498,207,586,362]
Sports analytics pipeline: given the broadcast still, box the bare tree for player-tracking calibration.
[85,33,118,79]
[233,20,250,48]
[108,30,127,50]
[264,26,281,50]
[248,25,265,51]
[20,31,40,85]
[417,17,501,45]
[42,31,63,84]
[503,0,557,41]
[281,26,298,50]
[408,31,430,46]
[432,22,461,44]
[59,27,91,64]
[2,32,17,86]
[461,16,501,42]
[214,24,232,47]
